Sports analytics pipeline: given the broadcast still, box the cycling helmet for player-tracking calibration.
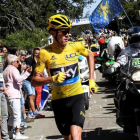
[78,37,84,41]
[46,14,72,31]
[127,26,140,44]
[98,38,105,45]
[107,36,125,55]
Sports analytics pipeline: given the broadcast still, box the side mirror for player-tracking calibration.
[103,51,110,61]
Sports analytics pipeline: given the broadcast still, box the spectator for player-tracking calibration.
[0,52,10,140]
[2,45,9,53]
[3,54,31,139]
[26,49,32,58]
[18,50,30,126]
[18,50,27,73]
[23,48,44,118]
[3,53,9,71]
[9,45,18,56]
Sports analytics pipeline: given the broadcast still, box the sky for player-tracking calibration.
[83,0,101,18]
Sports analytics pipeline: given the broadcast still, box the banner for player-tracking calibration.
[89,0,123,32]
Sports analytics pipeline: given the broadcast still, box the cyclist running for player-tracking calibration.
[31,14,99,140]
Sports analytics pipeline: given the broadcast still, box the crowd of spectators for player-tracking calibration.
[0,40,45,140]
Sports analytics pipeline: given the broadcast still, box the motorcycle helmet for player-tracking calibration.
[127,26,140,44]
[46,14,72,31]
[107,36,125,55]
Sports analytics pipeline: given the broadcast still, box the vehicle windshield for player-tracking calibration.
[91,47,100,52]
[121,43,140,75]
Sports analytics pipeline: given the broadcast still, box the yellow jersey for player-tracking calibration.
[35,41,88,100]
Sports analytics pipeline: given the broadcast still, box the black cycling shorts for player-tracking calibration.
[52,94,85,136]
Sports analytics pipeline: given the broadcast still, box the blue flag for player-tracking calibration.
[89,0,123,32]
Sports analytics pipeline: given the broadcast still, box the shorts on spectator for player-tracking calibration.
[23,80,36,96]
[7,98,21,128]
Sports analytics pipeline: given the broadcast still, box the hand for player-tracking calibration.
[21,63,27,71]
[26,66,32,73]
[3,87,7,95]
[89,79,99,94]
[0,87,7,95]
[52,72,67,83]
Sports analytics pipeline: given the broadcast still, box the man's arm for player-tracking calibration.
[87,50,95,80]
[86,50,99,94]
[31,72,53,87]
[31,71,67,87]
[113,54,127,68]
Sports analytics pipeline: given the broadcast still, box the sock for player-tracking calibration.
[33,112,38,115]
[16,132,20,137]
[23,114,27,119]
[28,111,33,115]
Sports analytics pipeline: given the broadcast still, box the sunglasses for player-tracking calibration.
[21,54,26,56]
[58,29,70,35]
[14,60,19,63]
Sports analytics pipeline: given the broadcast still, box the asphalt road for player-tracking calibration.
[23,70,137,140]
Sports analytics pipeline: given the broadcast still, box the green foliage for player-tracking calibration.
[0,0,95,50]
[120,0,140,28]
[2,28,49,49]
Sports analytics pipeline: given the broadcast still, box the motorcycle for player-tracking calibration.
[113,50,140,139]
[78,55,96,110]
[97,45,121,84]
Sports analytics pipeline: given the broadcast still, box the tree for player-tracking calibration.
[2,28,49,49]
[0,0,96,49]
[0,0,96,36]
[120,0,140,28]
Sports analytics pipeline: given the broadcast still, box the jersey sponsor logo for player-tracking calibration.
[65,53,78,61]
[50,55,57,60]
[132,58,140,66]
[80,111,85,117]
[50,61,57,67]
[50,62,79,86]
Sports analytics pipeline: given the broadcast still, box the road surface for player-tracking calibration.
[23,70,136,140]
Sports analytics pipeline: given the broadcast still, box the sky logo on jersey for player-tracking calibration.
[50,62,79,86]
[65,53,78,61]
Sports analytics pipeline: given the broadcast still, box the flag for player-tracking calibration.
[89,0,123,32]
[39,85,50,111]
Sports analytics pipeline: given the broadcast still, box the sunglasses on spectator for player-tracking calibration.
[14,60,19,63]
[58,29,70,35]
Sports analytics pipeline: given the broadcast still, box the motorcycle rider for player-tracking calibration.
[109,26,140,69]
[107,36,125,62]
[111,26,140,139]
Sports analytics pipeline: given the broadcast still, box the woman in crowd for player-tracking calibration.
[3,54,32,139]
